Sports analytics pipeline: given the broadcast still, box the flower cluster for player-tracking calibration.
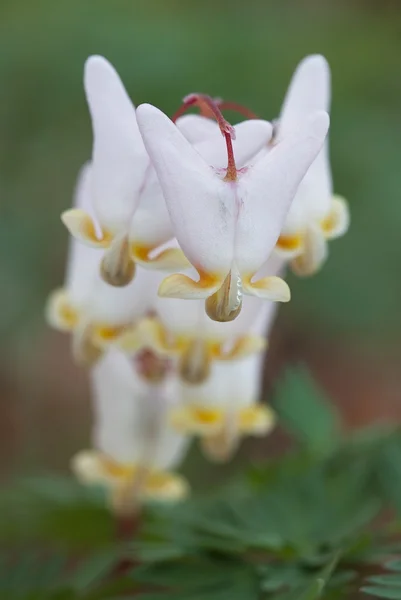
[46,54,349,514]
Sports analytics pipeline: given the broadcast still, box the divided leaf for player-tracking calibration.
[271,367,341,455]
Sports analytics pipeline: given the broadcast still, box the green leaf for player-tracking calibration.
[362,558,401,599]
[67,549,122,592]
[0,475,114,548]
[362,587,401,600]
[271,368,341,455]
[133,557,259,600]
[374,437,401,515]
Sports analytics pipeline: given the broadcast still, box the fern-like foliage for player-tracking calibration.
[2,369,401,599]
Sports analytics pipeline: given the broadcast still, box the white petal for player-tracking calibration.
[84,56,149,233]
[278,55,332,228]
[92,350,189,469]
[235,111,330,275]
[181,354,263,409]
[65,163,163,322]
[137,103,235,277]
[129,168,174,247]
[176,114,219,143]
[196,119,273,169]
[89,266,162,325]
[64,166,105,306]
[282,141,332,233]
[278,55,330,140]
[92,350,146,463]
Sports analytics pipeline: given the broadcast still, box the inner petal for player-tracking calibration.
[101,233,136,287]
[72,322,104,366]
[179,339,212,385]
[205,268,242,322]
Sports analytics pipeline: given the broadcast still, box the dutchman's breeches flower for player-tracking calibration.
[61,56,191,288]
[61,57,271,289]
[46,165,160,366]
[137,94,329,323]
[72,349,189,515]
[170,354,275,463]
[272,55,350,276]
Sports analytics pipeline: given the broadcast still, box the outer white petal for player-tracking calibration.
[92,350,147,463]
[92,350,189,469]
[137,103,235,276]
[147,375,191,470]
[65,165,104,307]
[278,55,332,229]
[278,55,330,140]
[181,354,263,410]
[89,266,162,325]
[282,139,332,234]
[129,168,173,246]
[234,111,330,275]
[155,293,207,339]
[196,120,273,169]
[66,164,162,324]
[84,56,149,232]
[129,120,272,250]
[176,114,219,143]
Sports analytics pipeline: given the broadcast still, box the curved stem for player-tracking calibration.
[172,93,238,181]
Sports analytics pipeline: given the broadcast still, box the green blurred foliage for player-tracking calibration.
[2,369,401,598]
[1,0,401,346]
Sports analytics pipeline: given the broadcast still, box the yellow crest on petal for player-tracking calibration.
[170,405,224,435]
[45,288,80,331]
[61,209,113,248]
[132,244,191,271]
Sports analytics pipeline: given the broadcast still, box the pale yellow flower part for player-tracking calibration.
[71,450,189,514]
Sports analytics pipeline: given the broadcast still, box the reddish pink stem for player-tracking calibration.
[172,93,238,181]
[217,101,257,119]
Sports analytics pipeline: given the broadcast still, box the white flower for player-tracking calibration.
[118,256,283,385]
[136,98,329,322]
[71,349,189,514]
[170,354,275,463]
[61,57,271,287]
[273,55,350,276]
[45,165,160,366]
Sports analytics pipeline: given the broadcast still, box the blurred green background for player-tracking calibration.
[1,0,401,478]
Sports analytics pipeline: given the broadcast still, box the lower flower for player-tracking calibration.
[117,316,266,385]
[275,195,349,276]
[45,288,137,366]
[71,450,189,514]
[170,403,276,462]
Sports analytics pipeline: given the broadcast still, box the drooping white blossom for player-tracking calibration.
[61,56,272,287]
[171,353,275,462]
[45,165,160,365]
[72,349,189,514]
[273,54,350,276]
[136,100,329,322]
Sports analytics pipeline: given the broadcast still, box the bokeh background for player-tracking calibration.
[1,0,401,481]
